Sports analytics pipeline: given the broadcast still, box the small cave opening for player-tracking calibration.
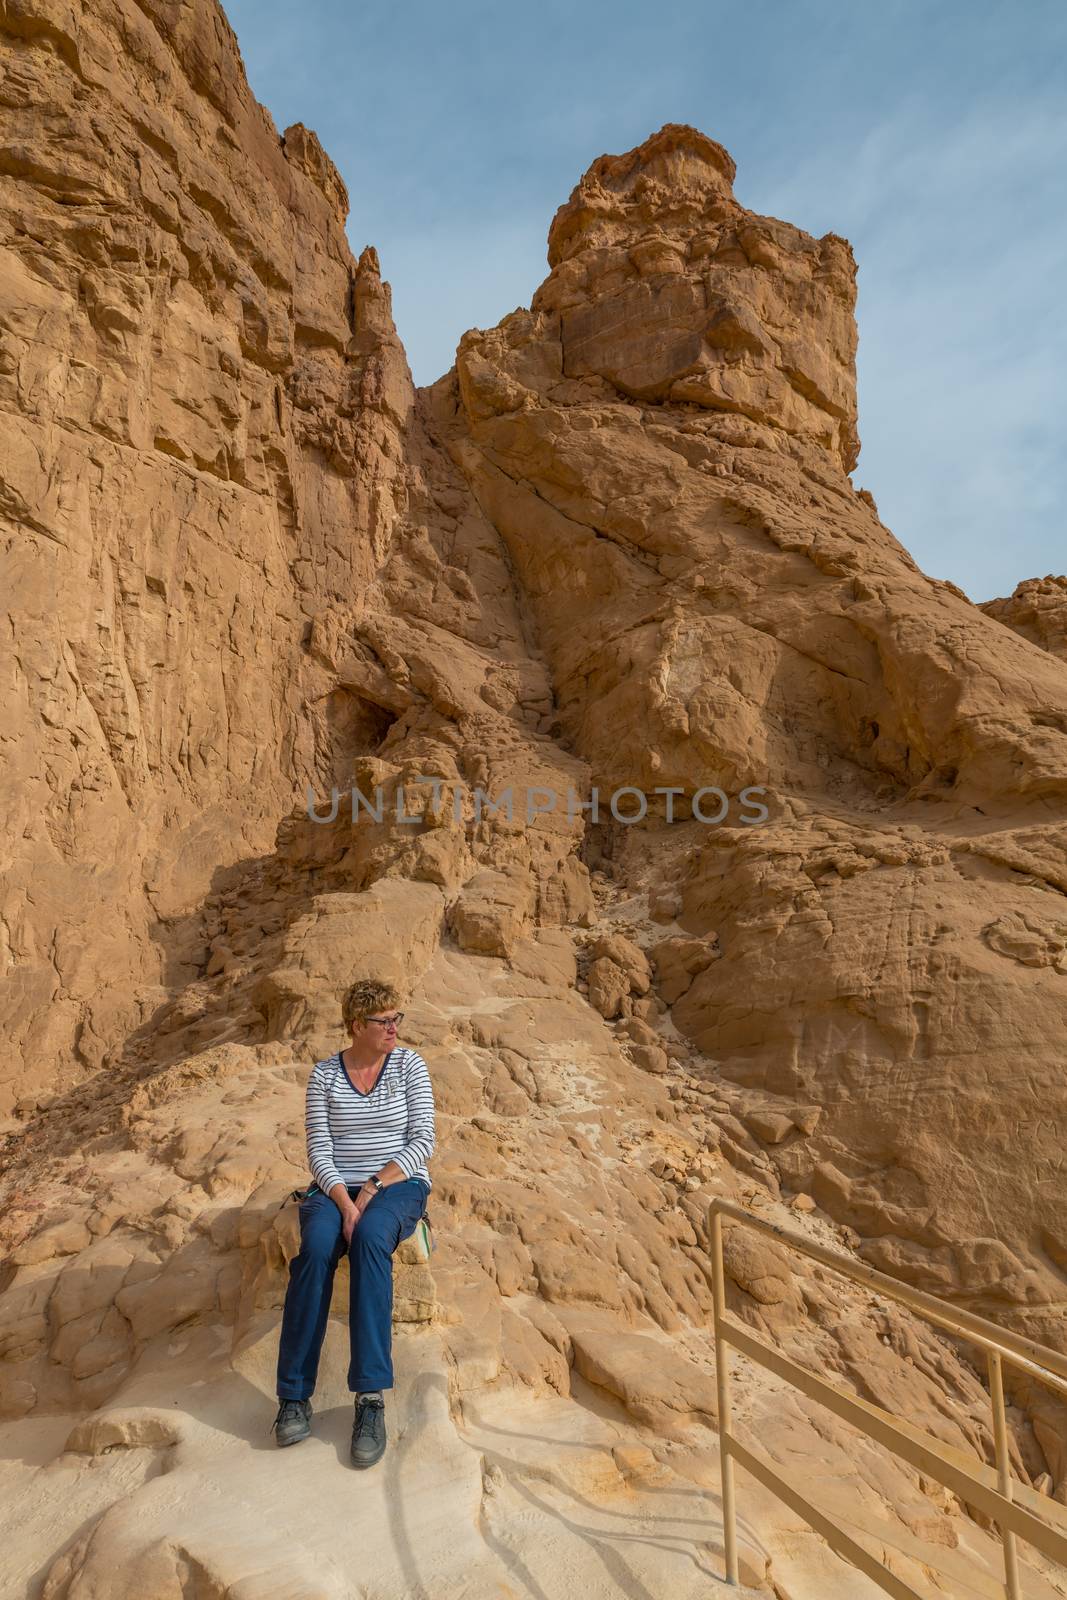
[321,687,400,772]
[580,818,628,880]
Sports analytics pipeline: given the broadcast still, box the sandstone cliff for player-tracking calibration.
[983,576,1067,662]
[2,3,1067,1597]
[0,0,421,1110]
[429,123,1067,1352]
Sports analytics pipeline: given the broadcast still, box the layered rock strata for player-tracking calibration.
[0,0,415,1109]
[429,123,1067,1351]
[2,3,1067,1596]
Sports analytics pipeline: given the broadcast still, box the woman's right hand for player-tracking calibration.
[342,1205,359,1247]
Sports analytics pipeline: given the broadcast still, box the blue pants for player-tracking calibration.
[275,1179,430,1399]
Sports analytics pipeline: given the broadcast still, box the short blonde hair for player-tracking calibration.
[342,979,401,1030]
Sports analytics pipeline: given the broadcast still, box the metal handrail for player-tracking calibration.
[708,1197,1067,1597]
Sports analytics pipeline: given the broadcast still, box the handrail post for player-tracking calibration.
[988,1349,1022,1600]
[699,1200,1067,1598]
[711,1208,739,1585]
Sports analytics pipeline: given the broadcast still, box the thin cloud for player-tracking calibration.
[751,94,1067,599]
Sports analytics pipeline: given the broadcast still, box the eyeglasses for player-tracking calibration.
[366,1012,404,1028]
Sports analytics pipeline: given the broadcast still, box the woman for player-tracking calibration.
[272,979,435,1468]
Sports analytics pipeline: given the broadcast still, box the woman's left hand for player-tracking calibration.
[343,1187,374,1246]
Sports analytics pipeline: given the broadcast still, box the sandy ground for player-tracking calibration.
[5,1297,1066,1598]
[0,1312,771,1600]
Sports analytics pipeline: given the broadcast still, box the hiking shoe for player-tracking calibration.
[350,1393,386,1469]
[271,1398,312,1446]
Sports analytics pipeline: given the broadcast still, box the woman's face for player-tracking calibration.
[350,1005,403,1052]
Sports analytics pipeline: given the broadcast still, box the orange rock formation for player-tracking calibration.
[1,3,1066,1595]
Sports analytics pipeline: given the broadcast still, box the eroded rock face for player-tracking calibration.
[3,9,1067,1594]
[983,576,1067,662]
[540,124,859,470]
[431,131,1067,824]
[426,122,1067,1355]
[0,0,417,1110]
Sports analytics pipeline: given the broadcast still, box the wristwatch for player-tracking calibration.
[368,1174,384,1193]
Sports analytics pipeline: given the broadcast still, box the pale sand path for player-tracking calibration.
[5,1296,1065,1598]
[0,1315,767,1600]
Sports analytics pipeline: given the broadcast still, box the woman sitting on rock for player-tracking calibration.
[272,979,435,1468]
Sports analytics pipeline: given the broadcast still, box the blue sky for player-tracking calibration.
[223,0,1065,602]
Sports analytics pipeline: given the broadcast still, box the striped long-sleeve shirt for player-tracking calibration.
[305,1046,435,1194]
